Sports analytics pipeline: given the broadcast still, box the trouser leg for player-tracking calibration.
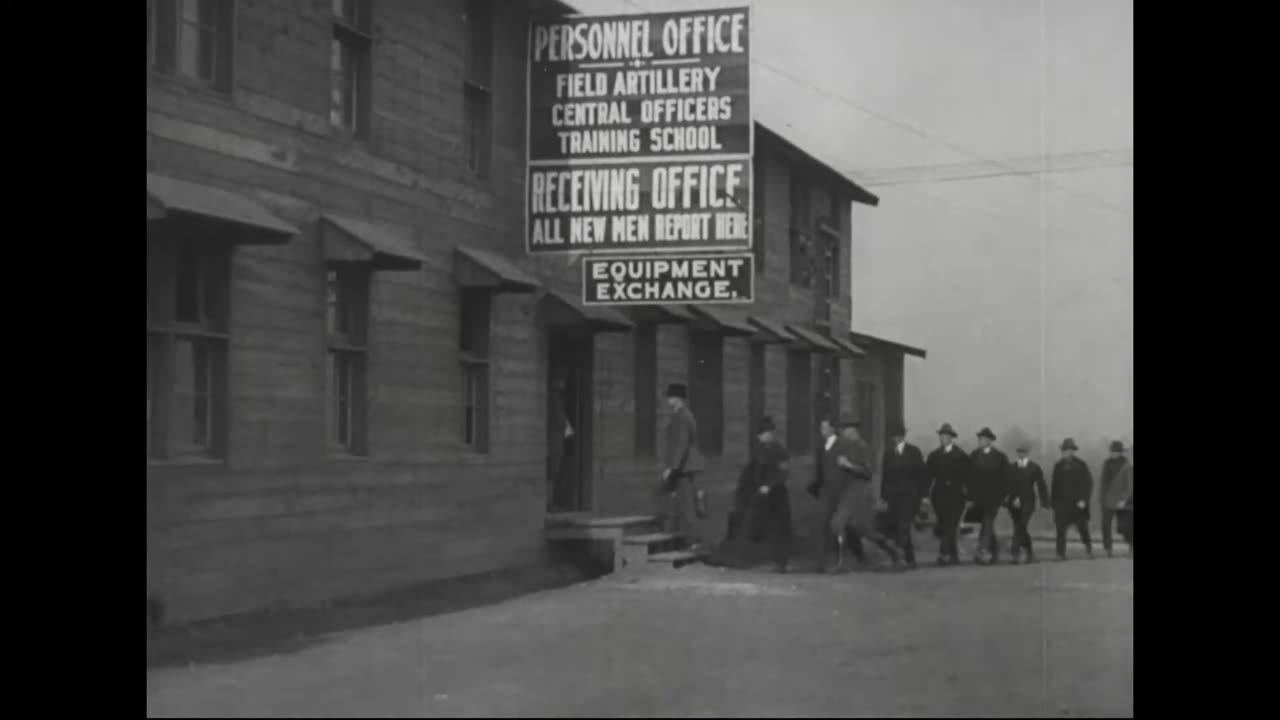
[1076,517,1093,554]
[1101,509,1115,554]
[1055,513,1068,558]
[674,475,701,545]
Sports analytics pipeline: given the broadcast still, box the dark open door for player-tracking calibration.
[547,330,594,512]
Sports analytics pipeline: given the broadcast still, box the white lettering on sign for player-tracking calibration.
[584,255,750,303]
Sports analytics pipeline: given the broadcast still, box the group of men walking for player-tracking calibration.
[718,413,1134,573]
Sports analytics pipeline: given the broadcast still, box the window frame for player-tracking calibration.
[329,0,374,138]
[147,235,232,462]
[459,289,492,453]
[146,0,236,95]
[325,266,372,457]
[463,0,495,180]
[789,169,812,289]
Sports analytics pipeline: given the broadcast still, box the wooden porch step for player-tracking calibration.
[545,513,657,529]
[648,550,706,568]
[621,532,680,546]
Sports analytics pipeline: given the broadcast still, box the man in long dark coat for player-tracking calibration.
[881,423,928,569]
[728,416,793,572]
[1099,441,1133,557]
[1051,437,1094,560]
[925,423,969,566]
[658,383,702,549]
[1006,444,1049,563]
[968,427,1010,564]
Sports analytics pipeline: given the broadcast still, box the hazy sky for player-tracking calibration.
[569,0,1134,459]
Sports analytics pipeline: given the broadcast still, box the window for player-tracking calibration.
[814,229,838,324]
[786,350,812,455]
[147,238,230,460]
[327,268,370,455]
[828,188,843,229]
[688,332,725,457]
[752,158,765,274]
[857,379,878,446]
[748,344,765,444]
[463,0,494,179]
[789,171,811,288]
[818,355,840,429]
[459,290,492,452]
[633,325,658,456]
[147,0,234,92]
[330,0,373,136]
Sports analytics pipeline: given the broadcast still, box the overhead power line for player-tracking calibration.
[851,149,1133,187]
[616,0,1132,217]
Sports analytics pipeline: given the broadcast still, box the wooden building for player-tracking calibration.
[146,0,918,627]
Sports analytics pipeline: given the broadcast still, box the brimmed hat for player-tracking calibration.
[1110,440,1126,452]
[838,415,861,429]
[977,427,996,441]
[889,422,908,437]
[937,423,957,437]
[757,416,776,433]
[1060,438,1079,451]
[665,383,687,399]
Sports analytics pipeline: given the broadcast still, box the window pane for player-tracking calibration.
[172,338,213,451]
[463,368,477,446]
[325,270,341,336]
[329,352,354,449]
[330,38,348,128]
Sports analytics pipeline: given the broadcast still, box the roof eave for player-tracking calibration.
[755,122,880,208]
[849,331,928,359]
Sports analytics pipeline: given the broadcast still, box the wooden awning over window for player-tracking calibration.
[829,335,868,358]
[540,289,635,333]
[453,246,541,294]
[786,325,840,354]
[319,214,429,271]
[747,316,798,345]
[147,172,298,243]
[628,304,696,325]
[688,306,755,337]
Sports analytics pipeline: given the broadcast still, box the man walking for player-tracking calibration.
[809,418,865,568]
[659,383,702,549]
[1099,441,1133,558]
[881,423,928,569]
[817,418,901,572]
[1006,445,1049,563]
[729,416,793,572]
[1051,438,1094,560]
[968,427,1010,565]
[926,423,969,566]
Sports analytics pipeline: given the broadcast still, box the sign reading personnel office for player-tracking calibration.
[525,8,752,257]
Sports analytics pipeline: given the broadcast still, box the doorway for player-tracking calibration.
[547,330,594,513]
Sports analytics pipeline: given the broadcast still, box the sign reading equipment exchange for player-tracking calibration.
[581,254,753,306]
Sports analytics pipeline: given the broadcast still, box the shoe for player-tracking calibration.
[1106,550,1114,559]
[1056,554,1067,562]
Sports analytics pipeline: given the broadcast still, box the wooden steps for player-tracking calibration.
[544,514,702,573]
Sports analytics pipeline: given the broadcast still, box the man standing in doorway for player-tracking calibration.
[659,383,702,550]
[881,423,928,569]
[1051,438,1095,561]
[969,427,1010,565]
[1099,440,1133,558]
[547,371,574,513]
[926,423,969,566]
[730,416,793,572]
[1006,445,1049,563]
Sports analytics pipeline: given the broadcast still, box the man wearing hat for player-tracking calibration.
[1099,440,1133,558]
[659,383,703,549]
[1006,444,1049,563]
[925,423,970,565]
[810,418,867,567]
[726,416,793,572]
[880,422,928,568]
[968,427,1010,564]
[1050,438,1094,560]
[818,417,902,571]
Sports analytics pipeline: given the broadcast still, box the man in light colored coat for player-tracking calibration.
[659,383,702,549]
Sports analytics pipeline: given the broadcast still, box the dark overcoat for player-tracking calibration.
[1006,460,1049,513]
[1051,456,1094,518]
[968,447,1011,509]
[926,444,970,510]
[1100,458,1132,510]
[735,438,793,543]
[881,442,928,504]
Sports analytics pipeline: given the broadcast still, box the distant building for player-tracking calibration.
[146,0,922,626]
